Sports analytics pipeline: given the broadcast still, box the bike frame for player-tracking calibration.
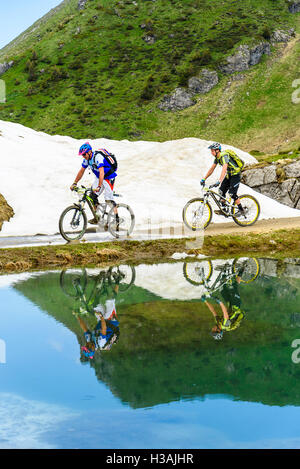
[75,187,112,223]
[203,187,236,216]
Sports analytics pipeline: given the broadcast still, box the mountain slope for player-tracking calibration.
[0,0,299,153]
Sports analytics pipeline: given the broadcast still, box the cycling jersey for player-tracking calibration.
[214,150,244,176]
[82,151,117,180]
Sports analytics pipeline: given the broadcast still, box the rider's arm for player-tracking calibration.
[97,167,105,189]
[219,163,228,184]
[75,314,89,332]
[220,301,230,320]
[204,163,217,181]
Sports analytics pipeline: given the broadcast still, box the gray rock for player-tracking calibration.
[271,29,295,43]
[188,69,219,95]
[249,43,271,66]
[284,160,300,178]
[259,182,294,207]
[0,61,14,76]
[262,165,277,185]
[159,88,195,111]
[219,45,251,74]
[143,34,157,44]
[290,179,300,204]
[219,43,270,74]
[288,2,300,13]
[78,0,88,10]
[242,168,265,187]
[258,259,278,277]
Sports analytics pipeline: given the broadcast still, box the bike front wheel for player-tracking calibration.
[183,260,213,286]
[232,195,260,227]
[107,203,135,239]
[233,257,260,283]
[59,205,87,242]
[182,198,212,231]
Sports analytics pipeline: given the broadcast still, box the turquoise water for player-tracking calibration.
[0,257,300,449]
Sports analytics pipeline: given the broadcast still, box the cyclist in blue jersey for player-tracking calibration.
[71,142,118,225]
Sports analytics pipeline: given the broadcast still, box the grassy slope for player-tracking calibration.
[0,0,299,153]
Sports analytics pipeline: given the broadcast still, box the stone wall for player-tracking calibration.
[241,159,300,209]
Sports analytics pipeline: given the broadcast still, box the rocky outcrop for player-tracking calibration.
[0,194,14,231]
[288,1,300,13]
[271,29,295,43]
[78,0,88,10]
[219,43,270,74]
[158,88,195,111]
[188,69,219,95]
[159,69,218,111]
[258,258,300,279]
[241,159,300,209]
[0,61,14,76]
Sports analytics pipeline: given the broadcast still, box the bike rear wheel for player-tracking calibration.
[232,195,260,227]
[109,265,136,292]
[108,203,135,239]
[59,205,87,242]
[182,198,212,231]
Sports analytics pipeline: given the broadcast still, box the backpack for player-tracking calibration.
[94,149,118,179]
[223,149,245,174]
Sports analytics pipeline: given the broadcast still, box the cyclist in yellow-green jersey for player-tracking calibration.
[200,143,245,217]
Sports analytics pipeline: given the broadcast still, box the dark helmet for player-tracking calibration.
[208,142,222,151]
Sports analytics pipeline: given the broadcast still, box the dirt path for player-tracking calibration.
[205,217,300,236]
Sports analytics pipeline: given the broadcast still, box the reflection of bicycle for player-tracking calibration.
[183,257,260,287]
[59,186,135,242]
[60,265,136,311]
[182,184,260,230]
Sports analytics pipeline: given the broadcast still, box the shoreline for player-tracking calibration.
[0,227,299,274]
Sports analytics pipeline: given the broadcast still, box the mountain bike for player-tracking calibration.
[182,183,260,230]
[59,186,135,242]
[183,257,260,287]
[60,264,136,312]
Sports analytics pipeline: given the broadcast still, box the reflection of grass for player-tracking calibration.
[15,269,300,409]
[0,228,299,273]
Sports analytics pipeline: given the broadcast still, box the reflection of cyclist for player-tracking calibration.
[75,282,120,358]
[202,276,245,340]
[70,142,118,225]
[200,143,245,217]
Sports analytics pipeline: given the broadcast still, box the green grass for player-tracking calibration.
[0,0,299,153]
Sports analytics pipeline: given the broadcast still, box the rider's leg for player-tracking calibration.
[229,174,244,212]
[103,179,119,227]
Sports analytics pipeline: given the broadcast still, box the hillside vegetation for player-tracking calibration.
[0,0,299,153]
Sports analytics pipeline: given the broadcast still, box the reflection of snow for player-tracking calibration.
[0,393,78,449]
[0,120,298,237]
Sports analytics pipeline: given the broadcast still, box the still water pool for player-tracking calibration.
[0,257,300,449]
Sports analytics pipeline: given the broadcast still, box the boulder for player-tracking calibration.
[0,193,14,231]
[249,43,271,66]
[0,61,14,76]
[258,181,294,207]
[188,69,219,94]
[143,34,157,44]
[78,0,88,10]
[219,43,270,74]
[262,165,277,185]
[288,2,300,13]
[158,88,195,111]
[284,160,300,178]
[271,29,295,43]
[242,167,265,187]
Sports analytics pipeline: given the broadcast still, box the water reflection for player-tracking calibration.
[60,266,136,358]
[183,258,259,340]
[4,257,300,412]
